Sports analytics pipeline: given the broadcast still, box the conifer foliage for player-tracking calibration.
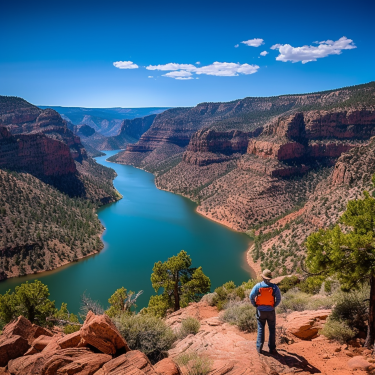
[147,250,211,316]
[306,176,375,347]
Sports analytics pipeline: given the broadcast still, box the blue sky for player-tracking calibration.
[0,0,374,107]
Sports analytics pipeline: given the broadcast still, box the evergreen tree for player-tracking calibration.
[305,176,375,347]
[148,250,211,315]
[0,280,56,326]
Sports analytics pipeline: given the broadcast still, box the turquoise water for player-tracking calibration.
[0,151,251,313]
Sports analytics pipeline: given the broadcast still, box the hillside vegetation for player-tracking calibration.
[0,169,105,279]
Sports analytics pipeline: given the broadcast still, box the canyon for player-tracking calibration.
[75,114,156,152]
[2,82,375,281]
[41,105,169,136]
[108,82,375,276]
[0,96,122,279]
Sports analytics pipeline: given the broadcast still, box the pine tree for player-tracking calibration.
[305,176,375,347]
[149,250,211,315]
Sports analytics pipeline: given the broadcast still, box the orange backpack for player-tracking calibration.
[255,287,275,307]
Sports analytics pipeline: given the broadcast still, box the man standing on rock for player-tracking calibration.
[250,269,281,355]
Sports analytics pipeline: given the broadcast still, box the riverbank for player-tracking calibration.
[117,159,258,280]
[246,244,261,279]
[0,150,252,313]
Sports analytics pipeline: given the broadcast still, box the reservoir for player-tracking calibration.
[0,150,252,313]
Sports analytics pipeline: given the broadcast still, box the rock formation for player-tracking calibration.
[0,97,87,163]
[112,82,375,170]
[0,313,177,375]
[0,303,372,375]
[151,84,375,233]
[74,114,156,152]
[0,126,76,177]
[0,97,121,280]
[249,136,375,275]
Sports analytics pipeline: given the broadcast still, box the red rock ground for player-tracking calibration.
[166,302,372,375]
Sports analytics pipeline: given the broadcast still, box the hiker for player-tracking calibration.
[250,269,281,355]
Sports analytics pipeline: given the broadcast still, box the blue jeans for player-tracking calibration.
[256,309,276,352]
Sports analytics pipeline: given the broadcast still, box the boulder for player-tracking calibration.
[8,352,46,375]
[32,335,53,351]
[41,335,62,353]
[0,335,30,367]
[24,347,39,356]
[347,356,371,371]
[41,351,111,375]
[57,330,82,349]
[8,347,108,375]
[285,309,331,340]
[2,316,52,345]
[93,351,157,375]
[153,358,181,375]
[80,311,129,355]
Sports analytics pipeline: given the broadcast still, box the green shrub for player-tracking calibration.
[175,352,213,375]
[221,302,257,332]
[330,286,369,333]
[200,293,217,306]
[213,281,236,311]
[277,288,334,313]
[63,324,81,334]
[278,276,300,293]
[299,276,325,294]
[320,318,358,343]
[305,295,334,310]
[144,294,171,318]
[0,280,56,326]
[177,317,200,339]
[113,313,176,363]
[277,289,310,313]
[54,303,80,334]
[0,318,5,334]
[213,280,256,310]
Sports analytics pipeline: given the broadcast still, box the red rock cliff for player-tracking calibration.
[0,126,77,177]
[0,98,87,162]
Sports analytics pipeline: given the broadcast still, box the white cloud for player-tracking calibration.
[147,61,260,79]
[148,76,153,78]
[271,36,356,64]
[162,70,194,80]
[241,38,264,47]
[195,62,259,76]
[270,44,281,50]
[113,61,139,69]
[234,44,239,48]
[260,51,268,56]
[146,63,196,71]
[195,61,201,65]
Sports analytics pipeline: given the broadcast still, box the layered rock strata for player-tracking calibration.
[0,127,76,177]
[156,105,375,232]
[113,82,375,170]
[0,97,87,162]
[249,137,375,275]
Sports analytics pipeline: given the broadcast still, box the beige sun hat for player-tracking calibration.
[261,269,273,280]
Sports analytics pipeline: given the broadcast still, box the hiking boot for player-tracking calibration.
[256,347,263,354]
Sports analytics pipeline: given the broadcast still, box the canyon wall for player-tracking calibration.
[0,97,87,162]
[0,96,121,279]
[250,137,375,276]
[0,127,76,177]
[74,114,156,152]
[152,83,375,232]
[112,82,374,170]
